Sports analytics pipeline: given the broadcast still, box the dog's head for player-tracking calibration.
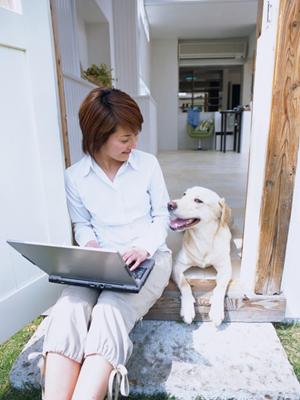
[168,186,231,232]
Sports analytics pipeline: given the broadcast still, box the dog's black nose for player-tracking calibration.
[168,201,177,211]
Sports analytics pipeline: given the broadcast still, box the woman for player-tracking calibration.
[41,88,172,400]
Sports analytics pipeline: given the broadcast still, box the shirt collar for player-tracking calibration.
[81,151,138,177]
[82,154,93,177]
[127,150,138,170]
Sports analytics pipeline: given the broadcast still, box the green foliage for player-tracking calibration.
[0,317,43,399]
[82,63,113,88]
[0,387,41,400]
[274,322,300,381]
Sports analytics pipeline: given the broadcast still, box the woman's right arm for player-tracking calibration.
[65,171,98,247]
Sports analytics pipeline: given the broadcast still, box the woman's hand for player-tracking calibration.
[85,240,100,248]
[122,247,149,271]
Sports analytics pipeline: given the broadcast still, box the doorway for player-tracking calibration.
[147,0,271,320]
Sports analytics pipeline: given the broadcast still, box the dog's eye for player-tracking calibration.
[194,198,203,204]
[183,192,186,196]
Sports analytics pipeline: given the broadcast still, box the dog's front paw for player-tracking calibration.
[209,303,224,327]
[180,296,196,324]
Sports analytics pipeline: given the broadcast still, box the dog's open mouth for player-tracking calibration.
[169,217,200,231]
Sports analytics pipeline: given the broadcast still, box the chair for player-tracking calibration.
[187,119,214,150]
[218,110,243,153]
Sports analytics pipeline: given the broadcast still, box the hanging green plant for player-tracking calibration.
[81,63,114,88]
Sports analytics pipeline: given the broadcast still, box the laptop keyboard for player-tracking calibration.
[131,266,147,280]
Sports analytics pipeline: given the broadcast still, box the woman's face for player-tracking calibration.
[99,126,139,163]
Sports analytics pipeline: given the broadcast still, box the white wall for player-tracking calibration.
[112,0,139,95]
[110,0,157,153]
[76,1,112,72]
[55,0,81,77]
[96,0,113,24]
[64,76,97,164]
[138,4,151,94]
[95,0,116,76]
[76,11,89,70]
[135,95,157,155]
[282,145,300,319]
[56,0,97,164]
[86,22,111,67]
[151,39,178,151]
[240,110,252,155]
[242,29,256,106]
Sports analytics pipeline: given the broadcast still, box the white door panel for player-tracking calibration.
[0,17,47,296]
[0,1,72,343]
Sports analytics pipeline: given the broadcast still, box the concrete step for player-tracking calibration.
[10,318,300,399]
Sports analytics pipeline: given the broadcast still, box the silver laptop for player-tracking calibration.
[7,240,155,293]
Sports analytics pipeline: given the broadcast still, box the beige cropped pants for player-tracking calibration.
[42,251,172,398]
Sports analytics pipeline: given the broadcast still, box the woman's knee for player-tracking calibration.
[85,302,133,367]
[43,288,99,362]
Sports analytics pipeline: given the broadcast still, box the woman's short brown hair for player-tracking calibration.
[79,87,143,156]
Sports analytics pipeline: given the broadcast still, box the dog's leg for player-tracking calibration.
[209,259,232,326]
[172,260,196,324]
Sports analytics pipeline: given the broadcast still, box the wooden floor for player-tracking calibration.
[145,151,286,322]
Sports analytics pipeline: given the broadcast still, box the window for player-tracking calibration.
[179,67,223,112]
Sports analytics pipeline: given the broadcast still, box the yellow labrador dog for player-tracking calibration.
[168,186,232,326]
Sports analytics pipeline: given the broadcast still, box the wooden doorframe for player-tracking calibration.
[49,0,71,168]
[255,0,300,295]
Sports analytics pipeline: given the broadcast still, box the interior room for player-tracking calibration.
[178,63,245,151]
[146,0,259,286]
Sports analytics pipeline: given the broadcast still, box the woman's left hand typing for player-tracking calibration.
[122,247,149,271]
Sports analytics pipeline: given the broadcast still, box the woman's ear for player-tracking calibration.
[218,198,232,227]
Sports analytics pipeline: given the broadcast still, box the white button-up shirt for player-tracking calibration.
[65,150,170,257]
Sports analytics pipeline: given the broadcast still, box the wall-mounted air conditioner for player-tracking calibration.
[178,38,248,66]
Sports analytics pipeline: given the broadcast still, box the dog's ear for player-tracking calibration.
[218,198,232,227]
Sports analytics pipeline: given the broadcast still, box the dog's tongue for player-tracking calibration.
[169,218,194,230]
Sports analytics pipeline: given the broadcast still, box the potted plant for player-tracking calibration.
[81,63,114,88]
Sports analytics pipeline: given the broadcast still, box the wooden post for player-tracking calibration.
[255,0,300,295]
[49,0,71,168]
[256,0,264,39]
